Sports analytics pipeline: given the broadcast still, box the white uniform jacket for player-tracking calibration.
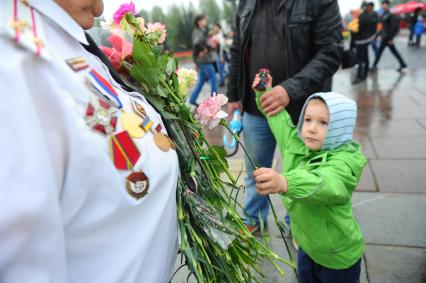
[0,1,179,282]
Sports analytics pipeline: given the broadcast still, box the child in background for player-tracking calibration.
[252,70,366,283]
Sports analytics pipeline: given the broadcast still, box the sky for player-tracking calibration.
[103,0,375,20]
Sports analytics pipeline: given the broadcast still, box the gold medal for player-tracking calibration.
[125,171,150,199]
[121,112,145,138]
[153,131,171,151]
[169,136,176,150]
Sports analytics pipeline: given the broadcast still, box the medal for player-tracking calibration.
[66,57,89,72]
[153,131,171,151]
[110,131,141,170]
[126,171,150,199]
[121,112,145,138]
[85,98,117,135]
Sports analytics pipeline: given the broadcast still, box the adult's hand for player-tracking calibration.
[259,85,290,116]
[227,101,243,118]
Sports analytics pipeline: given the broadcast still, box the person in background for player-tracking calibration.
[189,15,218,106]
[226,0,342,233]
[353,2,378,84]
[408,8,422,46]
[414,14,425,47]
[371,0,407,72]
[210,23,226,87]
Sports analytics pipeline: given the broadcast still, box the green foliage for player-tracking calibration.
[200,0,222,25]
[136,1,232,51]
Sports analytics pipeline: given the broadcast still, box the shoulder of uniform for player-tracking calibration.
[0,0,50,60]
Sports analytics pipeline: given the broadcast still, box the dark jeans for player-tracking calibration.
[372,39,406,68]
[298,248,361,283]
[356,43,369,80]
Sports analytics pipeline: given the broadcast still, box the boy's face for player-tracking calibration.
[301,99,330,151]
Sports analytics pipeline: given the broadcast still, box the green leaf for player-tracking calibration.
[171,72,180,92]
[139,91,165,111]
[157,54,169,73]
[156,85,168,98]
[151,45,162,57]
[178,104,192,121]
[132,39,156,67]
[130,64,159,88]
[166,57,177,76]
[207,146,229,174]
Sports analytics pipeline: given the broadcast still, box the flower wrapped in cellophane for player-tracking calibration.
[91,2,295,282]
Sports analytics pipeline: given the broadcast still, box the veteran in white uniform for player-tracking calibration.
[0,0,179,282]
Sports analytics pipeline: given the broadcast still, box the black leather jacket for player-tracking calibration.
[226,0,343,124]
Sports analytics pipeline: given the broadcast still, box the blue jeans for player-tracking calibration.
[242,112,276,225]
[215,57,225,85]
[189,63,218,105]
[298,248,361,283]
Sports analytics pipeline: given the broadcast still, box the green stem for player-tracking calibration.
[161,80,181,104]
[222,120,299,281]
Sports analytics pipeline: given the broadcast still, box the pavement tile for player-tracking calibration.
[370,160,426,194]
[353,135,377,159]
[352,192,426,247]
[389,106,426,120]
[357,162,377,192]
[418,119,426,129]
[370,136,426,158]
[361,120,426,137]
[364,245,426,283]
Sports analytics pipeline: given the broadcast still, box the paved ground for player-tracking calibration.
[172,34,426,282]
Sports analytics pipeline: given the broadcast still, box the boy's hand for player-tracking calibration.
[253,168,288,195]
[252,74,273,93]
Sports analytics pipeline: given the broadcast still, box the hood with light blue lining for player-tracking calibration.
[297,92,357,151]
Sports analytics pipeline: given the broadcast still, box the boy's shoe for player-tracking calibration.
[244,223,260,234]
[292,237,299,251]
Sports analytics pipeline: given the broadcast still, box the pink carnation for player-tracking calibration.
[195,93,228,129]
[113,1,137,25]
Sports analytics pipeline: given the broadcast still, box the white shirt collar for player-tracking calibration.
[29,0,89,45]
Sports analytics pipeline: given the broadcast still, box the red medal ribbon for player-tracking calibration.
[110,131,141,170]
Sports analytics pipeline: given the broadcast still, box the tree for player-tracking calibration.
[199,0,222,25]
[222,0,235,30]
[136,9,151,22]
[151,6,167,23]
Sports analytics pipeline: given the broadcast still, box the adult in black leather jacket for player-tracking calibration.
[227,0,342,124]
[225,0,342,232]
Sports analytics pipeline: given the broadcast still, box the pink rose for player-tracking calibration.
[195,94,228,129]
[147,22,167,44]
[113,1,137,26]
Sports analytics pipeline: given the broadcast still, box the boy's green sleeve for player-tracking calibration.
[255,91,295,153]
[283,151,366,205]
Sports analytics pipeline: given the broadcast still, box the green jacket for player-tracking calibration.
[257,92,367,269]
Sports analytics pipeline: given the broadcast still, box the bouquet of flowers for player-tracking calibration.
[96,3,295,282]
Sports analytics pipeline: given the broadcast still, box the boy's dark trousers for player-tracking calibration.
[297,248,361,283]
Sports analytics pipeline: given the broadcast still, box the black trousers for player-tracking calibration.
[372,38,406,68]
[356,43,369,79]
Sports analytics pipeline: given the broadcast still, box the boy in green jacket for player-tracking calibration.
[252,71,366,283]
